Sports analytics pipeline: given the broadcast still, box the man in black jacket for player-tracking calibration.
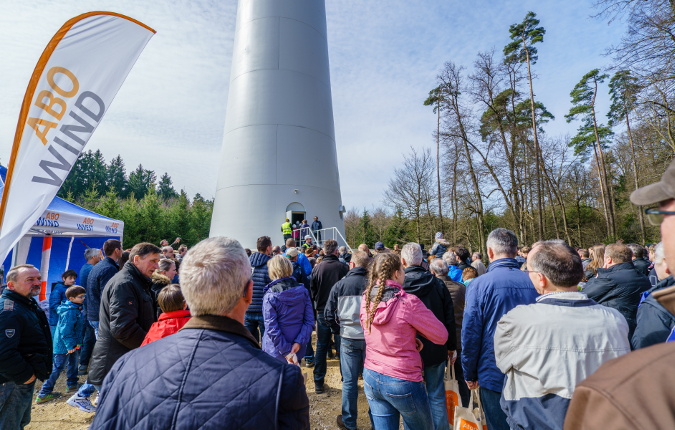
[0,264,52,429]
[68,243,160,413]
[324,250,370,430]
[86,239,122,337]
[585,243,651,340]
[628,244,650,276]
[401,242,456,430]
[310,239,348,393]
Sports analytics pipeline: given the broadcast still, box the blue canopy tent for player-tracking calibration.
[0,165,123,306]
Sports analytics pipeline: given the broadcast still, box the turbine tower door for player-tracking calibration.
[286,203,306,227]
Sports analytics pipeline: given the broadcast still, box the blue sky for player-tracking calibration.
[0,0,626,210]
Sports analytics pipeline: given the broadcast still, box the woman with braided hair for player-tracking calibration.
[360,252,448,429]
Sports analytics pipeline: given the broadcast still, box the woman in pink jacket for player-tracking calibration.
[360,252,448,430]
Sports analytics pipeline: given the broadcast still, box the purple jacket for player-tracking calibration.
[262,277,315,362]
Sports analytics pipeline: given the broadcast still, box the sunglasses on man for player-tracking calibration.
[645,208,675,226]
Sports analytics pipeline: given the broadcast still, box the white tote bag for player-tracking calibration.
[453,388,487,430]
[444,363,460,427]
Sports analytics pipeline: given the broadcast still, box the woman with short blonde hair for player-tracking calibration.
[261,255,314,363]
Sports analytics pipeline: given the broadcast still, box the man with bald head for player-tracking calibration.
[358,244,371,258]
[0,265,52,428]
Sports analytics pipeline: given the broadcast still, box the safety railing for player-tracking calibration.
[307,227,352,253]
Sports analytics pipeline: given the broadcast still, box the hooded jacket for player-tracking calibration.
[325,266,368,339]
[53,300,84,355]
[90,315,310,430]
[87,262,156,386]
[631,276,675,349]
[461,258,538,392]
[86,256,119,321]
[0,289,52,384]
[249,252,272,314]
[141,310,191,346]
[495,292,630,430]
[430,239,450,258]
[403,266,457,366]
[360,280,448,382]
[633,258,650,277]
[261,277,314,361]
[584,261,651,339]
[310,254,349,311]
[49,281,69,326]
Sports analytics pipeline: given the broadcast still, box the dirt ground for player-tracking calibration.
[27,338,374,430]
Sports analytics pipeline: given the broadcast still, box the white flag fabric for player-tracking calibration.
[0,12,154,261]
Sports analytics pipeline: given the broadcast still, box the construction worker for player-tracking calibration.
[281,218,292,242]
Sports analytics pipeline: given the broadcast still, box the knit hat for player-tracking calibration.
[435,232,443,239]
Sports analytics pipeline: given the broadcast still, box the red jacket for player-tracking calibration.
[141,310,191,346]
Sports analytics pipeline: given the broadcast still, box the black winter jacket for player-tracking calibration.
[632,276,675,350]
[86,256,119,321]
[310,254,349,312]
[88,262,155,386]
[0,289,52,384]
[91,315,309,430]
[633,258,650,277]
[249,252,272,314]
[291,261,309,292]
[324,266,368,338]
[403,265,457,366]
[584,261,651,340]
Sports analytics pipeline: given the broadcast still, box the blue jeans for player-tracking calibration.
[77,383,102,398]
[244,312,265,343]
[480,387,509,430]
[0,381,35,429]
[314,313,340,387]
[79,321,96,367]
[38,353,79,397]
[89,320,99,339]
[417,361,450,430]
[304,339,314,360]
[340,338,366,429]
[363,368,434,430]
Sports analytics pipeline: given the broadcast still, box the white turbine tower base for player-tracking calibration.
[210,0,346,249]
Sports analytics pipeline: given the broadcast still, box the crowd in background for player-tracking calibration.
[3,160,675,430]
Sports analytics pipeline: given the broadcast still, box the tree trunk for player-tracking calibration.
[523,39,544,240]
[624,102,645,244]
[591,87,616,237]
[436,101,444,236]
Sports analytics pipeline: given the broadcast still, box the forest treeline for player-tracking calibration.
[58,149,213,247]
[346,2,674,254]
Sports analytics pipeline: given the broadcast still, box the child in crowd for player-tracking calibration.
[141,285,191,346]
[462,266,478,287]
[49,270,78,335]
[36,285,86,404]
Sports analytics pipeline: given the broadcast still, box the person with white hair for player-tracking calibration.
[462,228,538,430]
[442,251,463,282]
[89,237,310,429]
[471,252,487,276]
[401,243,457,430]
[632,241,675,349]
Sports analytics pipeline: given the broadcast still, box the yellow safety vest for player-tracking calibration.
[282,222,292,235]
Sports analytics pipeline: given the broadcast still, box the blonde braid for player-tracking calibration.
[364,253,402,334]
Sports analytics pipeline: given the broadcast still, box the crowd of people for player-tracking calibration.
[2,162,675,429]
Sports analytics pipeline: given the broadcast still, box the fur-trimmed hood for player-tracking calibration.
[151,271,172,286]
[435,238,451,246]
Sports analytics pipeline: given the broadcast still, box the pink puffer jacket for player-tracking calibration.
[360,280,448,382]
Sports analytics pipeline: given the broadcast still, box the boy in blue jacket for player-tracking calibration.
[36,285,86,403]
[49,270,78,335]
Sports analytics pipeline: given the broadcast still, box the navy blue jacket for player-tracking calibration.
[91,315,309,430]
[584,261,651,340]
[632,276,675,350]
[249,252,272,314]
[79,263,94,293]
[311,220,322,232]
[461,258,538,392]
[291,261,309,290]
[49,281,68,326]
[0,289,52,384]
[86,257,119,321]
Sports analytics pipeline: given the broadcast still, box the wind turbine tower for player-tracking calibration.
[210,0,346,247]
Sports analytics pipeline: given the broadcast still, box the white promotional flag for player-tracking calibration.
[0,12,154,261]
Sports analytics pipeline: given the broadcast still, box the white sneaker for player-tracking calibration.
[67,393,96,413]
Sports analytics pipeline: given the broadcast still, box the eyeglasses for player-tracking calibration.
[645,208,675,226]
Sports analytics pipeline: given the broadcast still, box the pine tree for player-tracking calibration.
[383,207,409,248]
[356,210,376,248]
[127,164,156,200]
[107,155,128,198]
[157,173,178,201]
[139,189,163,245]
[565,69,616,238]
